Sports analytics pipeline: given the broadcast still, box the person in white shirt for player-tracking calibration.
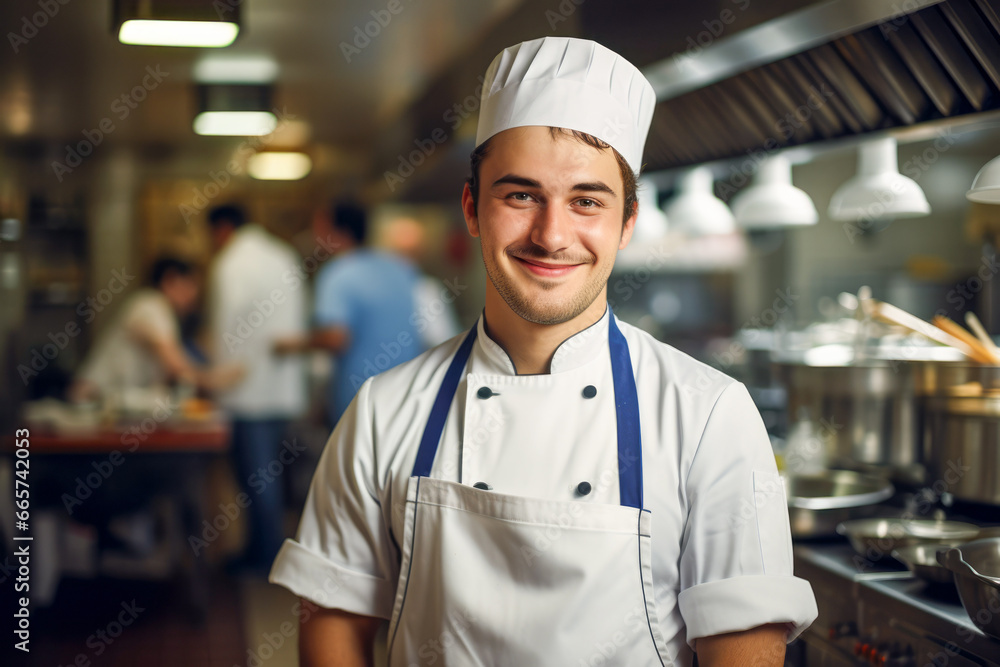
[73,257,206,403]
[207,205,307,572]
[270,37,817,666]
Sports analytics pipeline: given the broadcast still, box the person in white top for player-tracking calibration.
[270,37,817,666]
[72,257,211,403]
[207,205,307,572]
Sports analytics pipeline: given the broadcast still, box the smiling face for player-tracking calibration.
[462,126,636,327]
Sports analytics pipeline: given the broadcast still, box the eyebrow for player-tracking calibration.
[491,174,618,198]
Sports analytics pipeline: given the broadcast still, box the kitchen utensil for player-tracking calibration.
[932,315,998,364]
[784,470,894,538]
[965,311,1000,359]
[836,518,981,561]
[873,301,979,361]
[891,544,956,585]
[938,539,1000,640]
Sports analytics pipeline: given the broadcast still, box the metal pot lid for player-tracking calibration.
[902,519,981,539]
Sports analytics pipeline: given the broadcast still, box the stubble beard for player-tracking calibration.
[482,247,612,325]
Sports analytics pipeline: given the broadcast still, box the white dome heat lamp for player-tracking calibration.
[828,137,930,221]
[731,155,818,229]
[967,154,1000,203]
[631,177,669,242]
[662,167,735,236]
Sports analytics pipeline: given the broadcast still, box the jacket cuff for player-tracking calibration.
[678,575,818,648]
[268,539,395,619]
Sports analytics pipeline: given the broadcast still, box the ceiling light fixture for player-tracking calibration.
[193,84,276,136]
[193,55,279,84]
[731,155,818,229]
[248,152,312,180]
[631,177,669,242]
[113,0,240,48]
[967,155,1000,204]
[662,167,735,236]
[828,137,930,221]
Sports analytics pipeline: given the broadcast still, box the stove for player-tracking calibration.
[793,542,1000,666]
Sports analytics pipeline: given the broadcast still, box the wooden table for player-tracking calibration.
[3,418,231,622]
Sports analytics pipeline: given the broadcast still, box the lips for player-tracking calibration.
[512,256,581,278]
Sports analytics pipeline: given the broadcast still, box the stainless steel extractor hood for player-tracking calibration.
[371,0,1000,200]
[642,0,1000,172]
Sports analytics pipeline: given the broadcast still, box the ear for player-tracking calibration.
[619,200,638,250]
[462,183,480,238]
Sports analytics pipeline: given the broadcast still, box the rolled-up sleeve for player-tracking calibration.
[269,378,397,618]
[677,382,817,647]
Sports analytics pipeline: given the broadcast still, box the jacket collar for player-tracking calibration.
[473,305,612,376]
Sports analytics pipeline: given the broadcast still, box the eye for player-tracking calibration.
[508,192,534,202]
[575,198,601,208]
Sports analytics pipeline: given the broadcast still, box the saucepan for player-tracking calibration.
[783,470,894,538]
[938,539,1000,641]
[836,518,980,562]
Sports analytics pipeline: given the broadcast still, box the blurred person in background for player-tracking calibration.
[70,256,233,403]
[383,216,461,349]
[275,202,424,427]
[207,204,307,574]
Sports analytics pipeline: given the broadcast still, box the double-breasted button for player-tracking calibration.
[473,481,493,490]
[576,481,592,496]
[582,385,597,399]
[477,387,495,399]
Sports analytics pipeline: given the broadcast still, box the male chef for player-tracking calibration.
[270,36,817,666]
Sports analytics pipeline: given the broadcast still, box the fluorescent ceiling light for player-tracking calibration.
[248,153,312,180]
[731,156,818,229]
[829,137,930,221]
[663,167,735,236]
[193,111,277,136]
[119,20,238,47]
[194,56,279,83]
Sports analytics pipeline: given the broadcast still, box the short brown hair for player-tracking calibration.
[467,128,638,226]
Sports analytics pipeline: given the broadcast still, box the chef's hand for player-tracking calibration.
[299,604,381,667]
[695,623,787,666]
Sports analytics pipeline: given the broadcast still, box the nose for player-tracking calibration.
[529,204,572,253]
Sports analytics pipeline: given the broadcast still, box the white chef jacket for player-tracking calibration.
[270,306,817,660]
[208,224,306,418]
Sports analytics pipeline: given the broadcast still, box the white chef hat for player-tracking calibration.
[475,37,656,174]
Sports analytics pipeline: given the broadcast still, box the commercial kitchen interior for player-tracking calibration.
[3,0,1000,665]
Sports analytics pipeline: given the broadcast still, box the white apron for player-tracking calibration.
[386,314,673,666]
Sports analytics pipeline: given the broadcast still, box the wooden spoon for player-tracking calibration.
[932,315,998,364]
[872,301,979,361]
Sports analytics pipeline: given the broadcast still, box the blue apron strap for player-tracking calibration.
[411,327,478,478]
[609,314,643,509]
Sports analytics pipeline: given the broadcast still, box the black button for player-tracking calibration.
[582,385,597,399]
[473,482,492,490]
[477,387,494,399]
[577,481,592,496]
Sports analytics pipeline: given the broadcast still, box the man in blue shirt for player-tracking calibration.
[278,202,425,426]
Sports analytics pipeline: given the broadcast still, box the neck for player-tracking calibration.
[483,288,607,374]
